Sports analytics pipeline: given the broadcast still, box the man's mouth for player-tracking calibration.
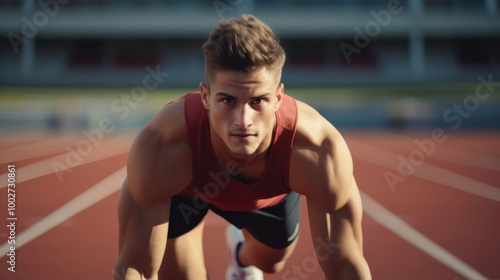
[230,132,257,140]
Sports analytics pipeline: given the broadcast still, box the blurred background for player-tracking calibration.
[0,0,499,132]
[1,2,500,280]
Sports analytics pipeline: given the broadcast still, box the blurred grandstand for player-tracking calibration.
[0,0,499,87]
[0,0,499,131]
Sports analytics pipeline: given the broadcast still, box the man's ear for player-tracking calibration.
[275,83,284,111]
[200,82,210,109]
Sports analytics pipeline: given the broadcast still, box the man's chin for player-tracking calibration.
[230,148,256,160]
[231,151,253,159]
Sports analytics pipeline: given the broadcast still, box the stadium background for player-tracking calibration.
[0,1,499,280]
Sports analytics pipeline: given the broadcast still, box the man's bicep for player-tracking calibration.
[331,179,365,253]
[125,128,160,205]
[290,125,354,211]
[126,127,191,206]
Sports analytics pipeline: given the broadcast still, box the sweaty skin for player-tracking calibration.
[114,68,371,280]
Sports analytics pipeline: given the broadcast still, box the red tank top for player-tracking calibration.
[178,92,298,212]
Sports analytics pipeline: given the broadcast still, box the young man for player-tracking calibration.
[114,14,371,280]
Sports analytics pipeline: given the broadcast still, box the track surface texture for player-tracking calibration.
[0,131,499,280]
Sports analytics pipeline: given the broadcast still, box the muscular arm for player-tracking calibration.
[291,100,371,279]
[113,99,192,279]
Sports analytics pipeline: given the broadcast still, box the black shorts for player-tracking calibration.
[167,192,301,249]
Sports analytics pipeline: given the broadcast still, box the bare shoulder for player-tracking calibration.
[127,97,192,206]
[289,99,353,211]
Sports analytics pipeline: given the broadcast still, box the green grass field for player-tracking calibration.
[1,83,497,101]
[1,84,498,132]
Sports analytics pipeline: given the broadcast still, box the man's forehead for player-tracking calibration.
[214,91,272,100]
[214,68,276,83]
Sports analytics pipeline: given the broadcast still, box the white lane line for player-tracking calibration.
[0,167,126,256]
[427,145,500,172]
[0,135,80,164]
[0,135,131,189]
[348,138,500,202]
[361,191,488,280]
[384,131,500,172]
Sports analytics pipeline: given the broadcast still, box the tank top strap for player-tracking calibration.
[183,92,210,188]
[271,93,298,191]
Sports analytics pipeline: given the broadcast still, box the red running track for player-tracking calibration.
[0,131,499,280]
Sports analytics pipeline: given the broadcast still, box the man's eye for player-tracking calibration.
[252,98,263,105]
[222,98,234,105]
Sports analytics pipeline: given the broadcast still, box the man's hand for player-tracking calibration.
[112,266,160,280]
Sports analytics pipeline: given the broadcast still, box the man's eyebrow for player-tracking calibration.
[215,92,235,98]
[214,92,271,99]
[252,93,270,99]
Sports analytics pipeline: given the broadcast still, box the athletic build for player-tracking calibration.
[114,14,371,280]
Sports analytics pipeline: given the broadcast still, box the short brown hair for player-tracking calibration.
[202,14,286,84]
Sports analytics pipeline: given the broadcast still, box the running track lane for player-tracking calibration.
[0,132,499,280]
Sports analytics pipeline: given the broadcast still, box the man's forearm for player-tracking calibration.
[115,182,170,280]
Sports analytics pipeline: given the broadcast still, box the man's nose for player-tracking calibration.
[235,104,253,128]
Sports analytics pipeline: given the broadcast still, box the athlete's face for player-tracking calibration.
[200,68,283,160]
